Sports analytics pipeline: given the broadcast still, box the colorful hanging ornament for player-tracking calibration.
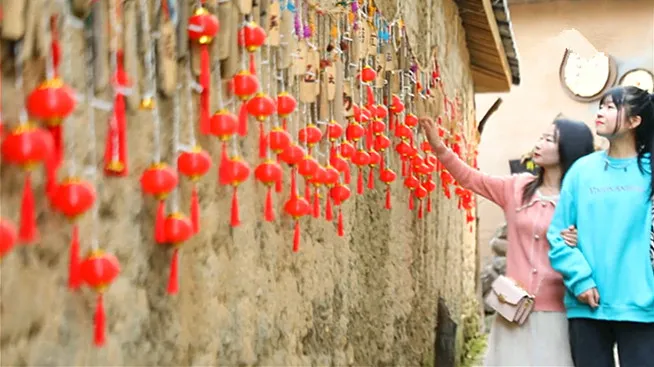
[79,250,120,347]
[0,218,17,260]
[177,147,212,233]
[238,21,267,75]
[221,156,250,227]
[51,178,96,290]
[140,164,179,242]
[329,183,351,236]
[231,70,260,137]
[246,92,276,158]
[255,159,283,221]
[379,168,397,209]
[298,124,323,155]
[162,212,194,294]
[26,78,76,196]
[210,109,238,171]
[188,4,219,135]
[1,125,53,243]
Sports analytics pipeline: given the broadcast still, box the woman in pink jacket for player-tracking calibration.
[419,116,594,366]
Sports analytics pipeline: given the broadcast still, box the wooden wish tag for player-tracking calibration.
[375,53,385,88]
[367,23,377,56]
[123,0,141,110]
[383,41,397,71]
[292,40,308,76]
[176,0,189,59]
[265,0,281,46]
[92,0,110,92]
[237,0,253,15]
[299,48,319,103]
[333,59,346,124]
[218,0,233,59]
[325,62,336,101]
[342,79,354,118]
[2,0,26,41]
[222,3,240,78]
[157,14,177,97]
[278,5,295,69]
[19,0,40,61]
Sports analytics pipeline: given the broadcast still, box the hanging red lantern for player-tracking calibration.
[421,140,432,153]
[298,124,323,153]
[359,67,377,107]
[277,92,296,130]
[371,119,386,136]
[103,51,130,176]
[79,250,120,347]
[404,113,419,128]
[238,21,267,75]
[414,184,428,219]
[330,153,350,184]
[423,177,437,213]
[177,147,212,233]
[404,173,420,210]
[379,168,397,209]
[298,155,320,200]
[51,178,96,290]
[351,149,370,195]
[345,122,365,142]
[308,165,327,218]
[255,159,283,221]
[268,127,292,155]
[231,70,260,137]
[284,193,311,252]
[395,123,413,141]
[221,156,250,227]
[352,105,372,124]
[373,135,391,152]
[26,78,76,194]
[163,212,194,295]
[367,150,381,189]
[329,183,351,236]
[327,120,344,142]
[140,163,179,243]
[440,169,454,199]
[0,218,17,260]
[339,141,355,159]
[279,143,306,167]
[247,92,276,158]
[322,165,340,221]
[388,94,404,130]
[210,109,238,172]
[188,5,219,135]
[1,125,53,243]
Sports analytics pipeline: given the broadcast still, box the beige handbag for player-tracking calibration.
[485,275,535,325]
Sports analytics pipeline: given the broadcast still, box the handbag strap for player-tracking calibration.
[650,199,654,269]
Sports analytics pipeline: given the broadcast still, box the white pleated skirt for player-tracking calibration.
[482,311,574,367]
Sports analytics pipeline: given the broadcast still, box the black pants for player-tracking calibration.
[569,318,654,367]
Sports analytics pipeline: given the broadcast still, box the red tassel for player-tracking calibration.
[337,208,344,237]
[45,158,58,199]
[190,186,200,233]
[155,200,166,243]
[48,124,63,169]
[249,53,257,75]
[312,189,320,218]
[389,113,395,131]
[325,195,333,220]
[357,168,364,194]
[366,85,374,107]
[103,94,128,176]
[367,167,374,189]
[115,94,128,174]
[167,248,179,294]
[50,16,61,73]
[292,220,301,252]
[380,155,385,170]
[385,186,391,209]
[344,166,351,184]
[68,225,81,290]
[418,200,424,219]
[259,122,266,158]
[408,192,414,210]
[198,44,211,135]
[275,173,283,193]
[19,173,37,243]
[238,102,248,137]
[427,196,432,212]
[93,293,106,347]
[264,188,275,221]
[282,118,287,131]
[219,145,229,184]
[365,127,373,150]
[200,89,210,135]
[305,182,311,201]
[231,186,240,227]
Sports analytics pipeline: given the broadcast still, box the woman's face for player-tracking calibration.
[532,124,560,168]
[595,95,624,138]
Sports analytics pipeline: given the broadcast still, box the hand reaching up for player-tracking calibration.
[418,116,442,150]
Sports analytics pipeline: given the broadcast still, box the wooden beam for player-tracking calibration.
[471,67,510,93]
[480,0,512,88]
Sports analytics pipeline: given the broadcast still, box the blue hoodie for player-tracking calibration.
[547,150,654,322]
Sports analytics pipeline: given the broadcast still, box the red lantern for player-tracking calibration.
[339,141,355,159]
[360,66,376,83]
[188,6,219,135]
[308,165,327,218]
[346,122,365,142]
[327,120,343,142]
[1,124,52,243]
[351,150,370,195]
[231,70,260,137]
[283,194,310,253]
[329,153,351,184]
[103,51,130,176]
[238,22,267,75]
[247,92,276,158]
[405,113,419,128]
[440,169,454,199]
[371,119,386,136]
[329,183,351,236]
[51,178,96,290]
[277,92,297,118]
[352,105,372,124]
[279,143,306,167]
[79,250,120,347]
[374,135,391,152]
[388,94,404,130]
[140,163,179,243]
[423,177,437,213]
[255,160,283,221]
[0,219,17,260]
[210,109,238,172]
[414,184,428,218]
[221,156,250,227]
[163,213,194,294]
[298,124,323,153]
[268,127,292,155]
[379,168,397,209]
[177,147,212,233]
[26,78,76,190]
[395,123,413,141]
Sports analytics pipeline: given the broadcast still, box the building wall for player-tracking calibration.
[475,0,654,262]
[0,0,481,365]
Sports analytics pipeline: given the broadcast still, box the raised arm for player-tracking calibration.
[433,142,513,208]
[547,169,596,297]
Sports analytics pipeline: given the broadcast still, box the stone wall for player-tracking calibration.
[0,0,480,365]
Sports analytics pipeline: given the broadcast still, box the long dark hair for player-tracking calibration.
[521,119,594,203]
[599,86,654,195]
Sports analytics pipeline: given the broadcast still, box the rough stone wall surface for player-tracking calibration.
[0,0,478,365]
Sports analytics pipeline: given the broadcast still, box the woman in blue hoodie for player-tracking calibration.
[547,86,654,367]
